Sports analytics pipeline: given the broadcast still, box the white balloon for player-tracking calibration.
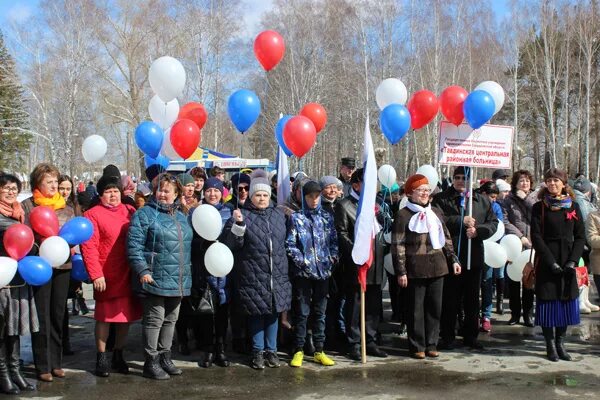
[500,234,523,262]
[161,129,183,161]
[416,164,439,192]
[378,165,397,188]
[204,242,234,278]
[39,236,70,267]
[0,257,18,288]
[192,204,223,241]
[149,56,186,103]
[376,78,408,110]
[475,81,505,115]
[383,253,394,275]
[149,95,180,129]
[506,262,523,282]
[82,135,107,163]
[487,220,505,243]
[513,249,535,272]
[483,240,508,269]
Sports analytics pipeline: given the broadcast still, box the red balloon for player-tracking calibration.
[440,86,468,126]
[3,223,34,260]
[29,206,59,238]
[254,30,285,71]
[299,103,327,133]
[283,116,317,158]
[179,102,208,130]
[407,90,439,130]
[170,119,201,159]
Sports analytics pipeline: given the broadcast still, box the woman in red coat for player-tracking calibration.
[81,173,141,377]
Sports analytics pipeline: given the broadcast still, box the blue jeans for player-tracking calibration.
[292,277,329,351]
[481,265,504,318]
[248,312,279,353]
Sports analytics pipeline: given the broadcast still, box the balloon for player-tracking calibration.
[484,241,508,269]
[507,249,535,282]
[383,253,394,275]
[378,165,397,188]
[439,86,468,126]
[227,89,261,133]
[475,81,505,115]
[29,206,59,237]
[135,121,164,158]
[488,220,505,243]
[191,204,223,241]
[416,164,440,192]
[70,254,89,282]
[39,236,70,267]
[59,217,94,245]
[82,135,107,163]
[463,90,495,129]
[18,256,52,286]
[376,78,408,110]
[170,119,201,159]
[3,224,34,260]
[282,116,317,158]
[254,30,285,71]
[275,115,293,157]
[0,257,18,288]
[148,95,179,129]
[204,242,234,278]
[379,104,411,145]
[148,56,186,103]
[160,129,183,161]
[407,90,439,130]
[144,154,170,170]
[500,234,523,262]
[299,103,327,133]
[179,102,208,130]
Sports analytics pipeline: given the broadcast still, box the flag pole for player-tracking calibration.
[467,167,475,270]
[361,288,367,363]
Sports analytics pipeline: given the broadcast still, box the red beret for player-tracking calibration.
[404,174,429,195]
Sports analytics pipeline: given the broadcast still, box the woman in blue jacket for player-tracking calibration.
[127,173,193,380]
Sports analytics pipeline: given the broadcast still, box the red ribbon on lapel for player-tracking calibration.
[566,210,578,221]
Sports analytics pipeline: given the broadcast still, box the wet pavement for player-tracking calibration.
[13,285,600,399]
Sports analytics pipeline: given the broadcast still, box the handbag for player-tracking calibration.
[189,283,215,315]
[522,205,542,290]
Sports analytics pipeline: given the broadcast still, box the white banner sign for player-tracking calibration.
[438,122,514,169]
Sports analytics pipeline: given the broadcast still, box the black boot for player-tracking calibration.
[95,352,110,377]
[199,351,214,368]
[159,351,182,375]
[76,292,89,315]
[495,279,504,315]
[303,332,316,356]
[142,354,170,380]
[542,327,559,362]
[213,344,230,367]
[555,327,572,361]
[6,337,33,391]
[0,342,18,395]
[111,349,129,374]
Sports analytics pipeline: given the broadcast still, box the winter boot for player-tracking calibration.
[579,287,591,314]
[159,351,182,375]
[542,327,559,362]
[583,285,600,311]
[555,327,572,361]
[0,340,19,395]
[199,351,214,368]
[213,343,230,367]
[495,278,504,315]
[76,292,89,315]
[95,352,110,377]
[6,337,33,392]
[142,354,170,380]
[111,349,129,374]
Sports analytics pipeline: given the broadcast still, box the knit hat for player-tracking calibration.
[319,175,338,190]
[492,169,510,181]
[97,174,122,196]
[203,177,224,193]
[544,168,568,184]
[404,174,429,195]
[303,180,322,196]
[103,164,121,179]
[573,176,592,194]
[231,172,251,190]
[249,169,271,197]
[177,173,194,186]
[145,164,165,183]
[495,179,511,192]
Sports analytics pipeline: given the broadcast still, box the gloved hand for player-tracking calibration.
[550,263,563,274]
[563,261,576,271]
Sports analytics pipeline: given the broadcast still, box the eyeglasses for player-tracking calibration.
[1,187,18,193]
[453,175,466,181]
[238,186,249,192]
[414,188,431,194]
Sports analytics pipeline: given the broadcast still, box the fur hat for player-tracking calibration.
[249,169,271,197]
[495,179,511,192]
[404,174,429,195]
[97,174,122,196]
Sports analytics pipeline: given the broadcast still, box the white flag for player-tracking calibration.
[277,145,290,206]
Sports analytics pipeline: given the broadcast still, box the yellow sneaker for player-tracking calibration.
[314,351,335,366]
[290,350,304,367]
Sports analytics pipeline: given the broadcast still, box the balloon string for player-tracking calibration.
[259,75,269,159]
[237,135,245,210]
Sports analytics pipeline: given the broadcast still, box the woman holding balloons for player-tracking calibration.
[21,163,75,382]
[127,173,193,380]
[0,174,37,394]
[81,172,141,378]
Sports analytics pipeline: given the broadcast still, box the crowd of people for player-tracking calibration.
[0,158,595,393]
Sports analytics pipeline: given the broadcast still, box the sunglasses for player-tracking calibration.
[238,186,249,192]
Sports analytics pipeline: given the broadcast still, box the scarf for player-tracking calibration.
[543,193,572,211]
[0,200,24,223]
[32,189,66,210]
[405,200,445,250]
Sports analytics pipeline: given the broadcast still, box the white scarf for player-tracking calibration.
[405,201,445,250]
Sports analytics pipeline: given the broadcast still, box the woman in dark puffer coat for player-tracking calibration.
[222,170,291,370]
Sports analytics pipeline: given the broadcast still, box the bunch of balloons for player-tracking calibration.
[440,81,505,129]
[191,205,234,278]
[273,103,327,159]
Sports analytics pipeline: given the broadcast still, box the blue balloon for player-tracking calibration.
[379,104,411,145]
[275,115,293,156]
[144,154,170,170]
[59,217,94,245]
[18,256,52,286]
[135,121,164,158]
[227,89,261,133]
[463,90,495,129]
[70,254,89,282]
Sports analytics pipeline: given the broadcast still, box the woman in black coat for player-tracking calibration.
[531,168,585,362]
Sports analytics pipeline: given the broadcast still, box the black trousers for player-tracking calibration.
[32,268,71,373]
[440,267,481,343]
[407,277,443,352]
[198,303,229,349]
[508,280,534,318]
[344,284,382,348]
[292,277,329,351]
